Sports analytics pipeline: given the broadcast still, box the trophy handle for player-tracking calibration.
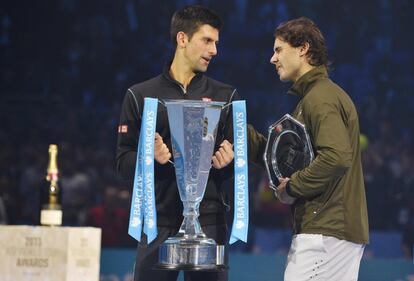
[212,102,232,150]
[157,99,166,107]
[155,99,175,166]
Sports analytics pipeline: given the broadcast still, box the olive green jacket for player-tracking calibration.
[286,66,369,244]
[247,124,267,165]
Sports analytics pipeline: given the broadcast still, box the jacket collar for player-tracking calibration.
[162,61,204,91]
[288,65,328,98]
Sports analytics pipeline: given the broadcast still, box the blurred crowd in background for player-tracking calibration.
[0,0,413,258]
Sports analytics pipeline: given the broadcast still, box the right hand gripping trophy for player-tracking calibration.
[158,100,225,270]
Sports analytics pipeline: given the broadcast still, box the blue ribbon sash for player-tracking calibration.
[128,97,158,243]
[230,100,249,244]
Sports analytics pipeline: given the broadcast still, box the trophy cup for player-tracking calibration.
[264,114,314,190]
[156,99,226,271]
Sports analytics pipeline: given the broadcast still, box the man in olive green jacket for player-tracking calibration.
[269,17,369,280]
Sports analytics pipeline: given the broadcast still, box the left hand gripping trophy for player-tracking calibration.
[128,98,249,271]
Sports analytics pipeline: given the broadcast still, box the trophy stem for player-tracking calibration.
[178,202,205,238]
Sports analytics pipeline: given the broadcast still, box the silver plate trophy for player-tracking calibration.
[264,114,314,190]
[157,99,226,271]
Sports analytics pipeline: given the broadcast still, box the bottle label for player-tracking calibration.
[40,209,62,226]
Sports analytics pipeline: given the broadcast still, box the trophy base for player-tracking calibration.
[156,236,226,271]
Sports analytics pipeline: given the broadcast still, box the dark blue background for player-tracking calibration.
[1,0,413,259]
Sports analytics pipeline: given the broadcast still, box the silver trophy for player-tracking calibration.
[157,99,226,271]
[264,114,314,190]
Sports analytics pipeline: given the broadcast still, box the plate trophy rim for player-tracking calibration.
[263,114,314,191]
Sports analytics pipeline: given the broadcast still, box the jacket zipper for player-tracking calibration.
[178,84,187,95]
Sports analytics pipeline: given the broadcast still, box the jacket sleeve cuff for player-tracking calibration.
[285,181,297,198]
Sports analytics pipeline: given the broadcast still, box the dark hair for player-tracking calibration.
[170,5,222,47]
[274,17,329,67]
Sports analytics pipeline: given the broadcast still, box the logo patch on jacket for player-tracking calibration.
[118,125,128,133]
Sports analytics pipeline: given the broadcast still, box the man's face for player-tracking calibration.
[182,24,219,73]
[270,37,303,82]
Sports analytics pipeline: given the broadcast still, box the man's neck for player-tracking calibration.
[294,63,315,82]
[169,57,196,90]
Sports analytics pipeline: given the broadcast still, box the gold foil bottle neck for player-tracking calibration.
[46,144,58,182]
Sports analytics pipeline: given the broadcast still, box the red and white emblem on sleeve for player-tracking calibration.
[118,125,128,133]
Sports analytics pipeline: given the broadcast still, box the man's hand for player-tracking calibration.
[212,140,234,169]
[275,177,296,205]
[154,132,171,164]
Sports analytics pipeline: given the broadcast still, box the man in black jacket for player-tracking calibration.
[116,5,237,281]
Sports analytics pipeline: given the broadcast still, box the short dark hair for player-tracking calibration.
[274,17,329,67]
[170,5,222,47]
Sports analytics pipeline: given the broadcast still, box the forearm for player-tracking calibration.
[247,124,267,166]
[116,150,137,180]
[288,147,351,198]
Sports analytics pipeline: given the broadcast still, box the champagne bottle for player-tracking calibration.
[40,144,62,226]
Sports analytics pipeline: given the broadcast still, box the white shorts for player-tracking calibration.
[284,234,365,281]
